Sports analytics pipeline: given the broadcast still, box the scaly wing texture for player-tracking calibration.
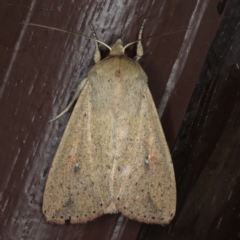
[43,55,176,225]
[43,79,114,224]
[112,85,176,224]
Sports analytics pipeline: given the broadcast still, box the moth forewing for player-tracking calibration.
[41,20,176,225]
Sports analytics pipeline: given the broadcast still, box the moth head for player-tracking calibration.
[109,39,124,56]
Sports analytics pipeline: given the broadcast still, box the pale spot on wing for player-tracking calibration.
[121,165,132,177]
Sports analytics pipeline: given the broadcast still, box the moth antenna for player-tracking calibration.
[90,24,101,63]
[134,19,146,61]
[21,22,112,50]
[123,28,188,51]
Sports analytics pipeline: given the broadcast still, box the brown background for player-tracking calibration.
[1,0,239,239]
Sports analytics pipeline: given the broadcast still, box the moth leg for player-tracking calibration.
[49,77,88,122]
[90,25,101,63]
[134,19,146,62]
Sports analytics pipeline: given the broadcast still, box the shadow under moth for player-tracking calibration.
[25,20,176,224]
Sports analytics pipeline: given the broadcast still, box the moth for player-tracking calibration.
[28,20,176,224]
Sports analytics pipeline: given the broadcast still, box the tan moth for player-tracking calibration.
[26,20,176,224]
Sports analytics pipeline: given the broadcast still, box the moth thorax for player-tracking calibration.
[109,39,124,56]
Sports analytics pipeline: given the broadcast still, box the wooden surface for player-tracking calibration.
[0,0,233,239]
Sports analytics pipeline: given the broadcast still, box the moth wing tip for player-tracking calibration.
[117,205,175,225]
[44,216,65,224]
[70,211,105,224]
